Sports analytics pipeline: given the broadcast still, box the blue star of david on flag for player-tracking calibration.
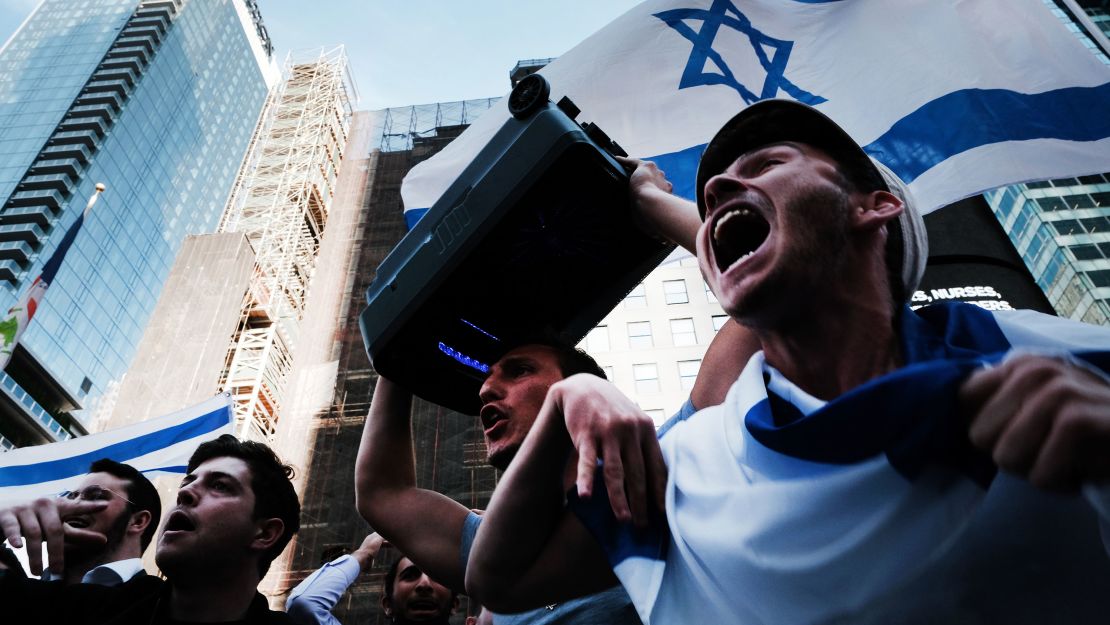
[655,0,826,105]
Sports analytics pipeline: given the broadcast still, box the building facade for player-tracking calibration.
[276,104,492,623]
[982,0,1110,325]
[583,255,726,424]
[0,0,275,449]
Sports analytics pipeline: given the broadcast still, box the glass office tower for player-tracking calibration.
[0,0,275,448]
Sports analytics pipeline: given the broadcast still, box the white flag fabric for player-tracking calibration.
[0,394,232,504]
[401,0,1110,221]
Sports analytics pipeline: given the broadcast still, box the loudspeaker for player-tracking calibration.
[360,76,673,414]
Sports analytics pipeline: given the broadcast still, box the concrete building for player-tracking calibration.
[0,0,275,450]
[584,255,726,424]
[278,99,496,622]
[105,47,354,432]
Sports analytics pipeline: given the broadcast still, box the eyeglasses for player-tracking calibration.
[57,485,135,507]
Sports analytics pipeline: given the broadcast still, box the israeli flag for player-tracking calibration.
[402,0,1110,220]
[0,394,232,504]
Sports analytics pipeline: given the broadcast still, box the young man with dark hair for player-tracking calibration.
[171,434,301,578]
[380,554,458,625]
[0,458,160,585]
[466,100,1110,624]
[286,532,459,625]
[0,434,302,624]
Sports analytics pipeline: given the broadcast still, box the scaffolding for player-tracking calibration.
[370,97,499,152]
[277,140,500,622]
[217,46,354,440]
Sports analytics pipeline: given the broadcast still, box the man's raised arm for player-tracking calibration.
[466,374,663,612]
[354,376,469,590]
[618,156,701,254]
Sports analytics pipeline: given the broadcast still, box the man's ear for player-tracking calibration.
[381,594,393,616]
[855,189,903,231]
[250,518,285,552]
[128,509,152,537]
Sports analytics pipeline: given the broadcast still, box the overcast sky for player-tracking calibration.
[0,0,643,110]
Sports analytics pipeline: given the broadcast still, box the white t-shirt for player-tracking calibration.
[571,304,1110,625]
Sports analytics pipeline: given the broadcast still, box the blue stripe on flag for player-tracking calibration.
[405,208,429,229]
[0,405,229,487]
[405,84,1110,224]
[142,465,187,474]
[866,83,1110,184]
[39,213,86,286]
[648,144,706,202]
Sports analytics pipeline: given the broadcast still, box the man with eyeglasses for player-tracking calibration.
[0,458,160,585]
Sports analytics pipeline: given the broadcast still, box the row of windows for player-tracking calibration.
[1025,173,1110,189]
[585,315,729,352]
[1070,242,1110,261]
[1036,192,1110,212]
[622,359,703,395]
[624,279,716,308]
[1051,216,1110,236]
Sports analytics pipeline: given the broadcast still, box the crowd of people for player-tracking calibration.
[2,99,1109,624]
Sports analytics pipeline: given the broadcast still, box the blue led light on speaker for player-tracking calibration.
[438,342,490,373]
[460,319,501,341]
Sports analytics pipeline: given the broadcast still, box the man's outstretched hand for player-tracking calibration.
[0,497,109,576]
[961,353,1110,492]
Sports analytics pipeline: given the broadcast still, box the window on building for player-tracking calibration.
[584,326,610,352]
[1052,219,1082,235]
[670,318,697,346]
[624,283,647,309]
[1071,244,1103,261]
[1092,192,1110,207]
[1025,180,1053,190]
[1078,174,1107,185]
[633,363,660,394]
[1089,270,1110,288]
[1036,196,1066,212]
[712,314,728,331]
[1012,212,1030,239]
[1081,217,1110,234]
[627,321,653,349]
[664,279,689,304]
[678,359,701,391]
[1063,193,1095,210]
[644,408,666,425]
[703,281,717,303]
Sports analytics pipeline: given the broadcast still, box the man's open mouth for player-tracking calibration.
[64,517,91,529]
[408,599,441,611]
[479,406,505,432]
[163,511,196,533]
[712,206,770,272]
